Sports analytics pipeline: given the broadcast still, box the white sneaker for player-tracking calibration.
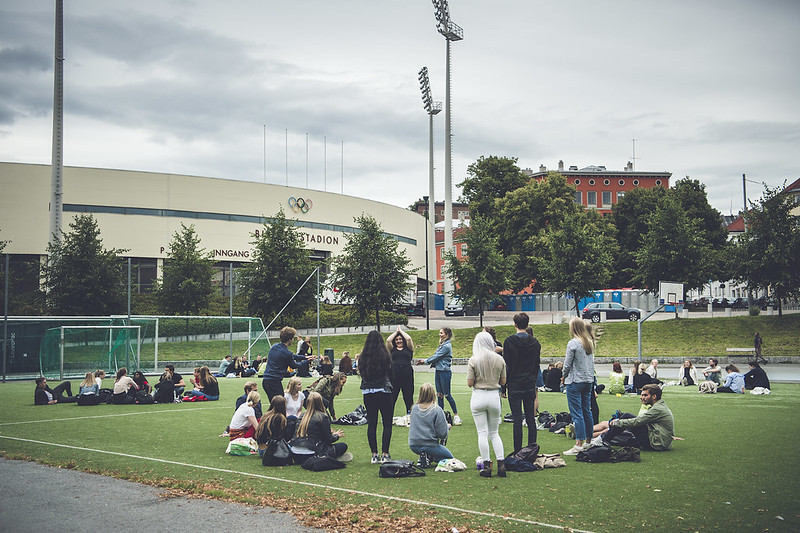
[337,452,354,462]
[404,414,411,425]
[563,445,583,456]
[581,442,593,450]
[453,415,462,426]
[590,436,605,447]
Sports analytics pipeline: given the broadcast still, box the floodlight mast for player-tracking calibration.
[430,0,462,307]
[419,67,442,310]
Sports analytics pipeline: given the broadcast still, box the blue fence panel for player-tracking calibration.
[435,294,444,310]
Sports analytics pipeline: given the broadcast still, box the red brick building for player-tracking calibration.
[523,161,671,215]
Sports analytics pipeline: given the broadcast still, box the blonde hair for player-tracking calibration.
[286,376,303,396]
[417,382,436,408]
[322,355,331,364]
[296,392,325,437]
[80,372,95,388]
[246,390,261,407]
[569,317,594,355]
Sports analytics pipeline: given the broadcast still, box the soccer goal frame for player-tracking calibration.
[50,325,140,381]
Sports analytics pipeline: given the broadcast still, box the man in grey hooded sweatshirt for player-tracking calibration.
[502,312,541,452]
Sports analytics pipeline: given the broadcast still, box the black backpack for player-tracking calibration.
[556,412,572,424]
[538,411,556,428]
[576,446,612,463]
[135,389,154,404]
[379,460,426,478]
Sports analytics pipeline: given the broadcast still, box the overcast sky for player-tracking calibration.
[1,1,798,216]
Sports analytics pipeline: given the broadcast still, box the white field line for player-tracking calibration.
[0,434,595,533]
[0,406,229,426]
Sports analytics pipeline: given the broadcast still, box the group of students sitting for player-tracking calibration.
[34,364,221,406]
[222,377,454,467]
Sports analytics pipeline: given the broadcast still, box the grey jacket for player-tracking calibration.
[562,338,594,384]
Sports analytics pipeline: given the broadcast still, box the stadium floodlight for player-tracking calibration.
[418,67,441,312]
[429,0,462,306]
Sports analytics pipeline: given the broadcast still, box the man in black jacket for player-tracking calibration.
[502,313,541,452]
[34,377,77,405]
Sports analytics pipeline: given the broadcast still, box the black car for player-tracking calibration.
[581,302,642,323]
[730,297,748,310]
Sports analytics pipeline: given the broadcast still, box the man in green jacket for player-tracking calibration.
[590,384,674,451]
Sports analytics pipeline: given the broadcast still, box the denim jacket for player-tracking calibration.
[425,340,452,371]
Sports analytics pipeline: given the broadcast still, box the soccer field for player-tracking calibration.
[1,375,797,532]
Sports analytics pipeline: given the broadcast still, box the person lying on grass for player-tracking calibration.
[589,383,674,451]
[34,376,78,405]
[228,390,260,440]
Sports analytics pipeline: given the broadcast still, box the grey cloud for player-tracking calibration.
[0,47,51,71]
[696,121,800,144]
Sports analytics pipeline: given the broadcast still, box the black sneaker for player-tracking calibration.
[417,452,431,468]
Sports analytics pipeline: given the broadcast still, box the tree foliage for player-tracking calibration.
[328,214,415,329]
[494,172,581,290]
[458,155,528,219]
[611,186,669,287]
[734,184,800,315]
[238,209,316,326]
[632,195,708,293]
[157,223,216,316]
[536,210,613,315]
[43,214,127,315]
[444,215,509,326]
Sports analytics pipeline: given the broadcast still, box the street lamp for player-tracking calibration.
[430,0,462,307]
[418,67,441,324]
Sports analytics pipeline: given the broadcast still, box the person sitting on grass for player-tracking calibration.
[608,362,626,395]
[254,395,294,458]
[409,382,453,464]
[228,390,260,440]
[111,367,139,404]
[132,371,152,395]
[153,368,176,403]
[319,355,334,376]
[94,369,106,389]
[590,384,674,451]
[544,361,563,392]
[290,392,350,462]
[220,381,261,437]
[34,376,78,405]
[632,362,652,393]
[338,351,353,375]
[165,365,185,397]
[185,366,220,400]
[702,358,722,385]
[284,376,305,421]
[677,360,698,387]
[718,364,745,393]
[744,361,770,390]
[215,355,232,377]
[77,372,102,406]
[309,372,347,420]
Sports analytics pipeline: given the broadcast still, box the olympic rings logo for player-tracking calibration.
[288,197,312,214]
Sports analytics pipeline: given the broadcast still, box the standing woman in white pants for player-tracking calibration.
[468,331,507,478]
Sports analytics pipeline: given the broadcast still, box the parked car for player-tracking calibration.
[730,297,748,310]
[581,302,642,323]
[444,298,479,317]
[712,298,730,309]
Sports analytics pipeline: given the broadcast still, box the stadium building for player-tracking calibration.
[0,162,430,300]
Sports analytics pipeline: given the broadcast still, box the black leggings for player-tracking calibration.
[391,364,414,414]
[364,391,393,454]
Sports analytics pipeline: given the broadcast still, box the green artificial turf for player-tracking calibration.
[1,373,798,532]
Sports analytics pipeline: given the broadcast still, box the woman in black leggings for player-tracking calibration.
[359,330,395,464]
[386,326,415,421]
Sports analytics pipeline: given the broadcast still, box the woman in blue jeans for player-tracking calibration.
[425,327,461,425]
[561,317,595,455]
[409,383,453,462]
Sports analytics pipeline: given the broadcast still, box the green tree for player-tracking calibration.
[536,210,613,315]
[494,172,581,290]
[632,195,707,293]
[610,186,669,287]
[734,184,800,315]
[156,224,216,339]
[444,215,509,327]
[458,155,528,219]
[328,214,415,329]
[238,209,316,325]
[43,214,127,315]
